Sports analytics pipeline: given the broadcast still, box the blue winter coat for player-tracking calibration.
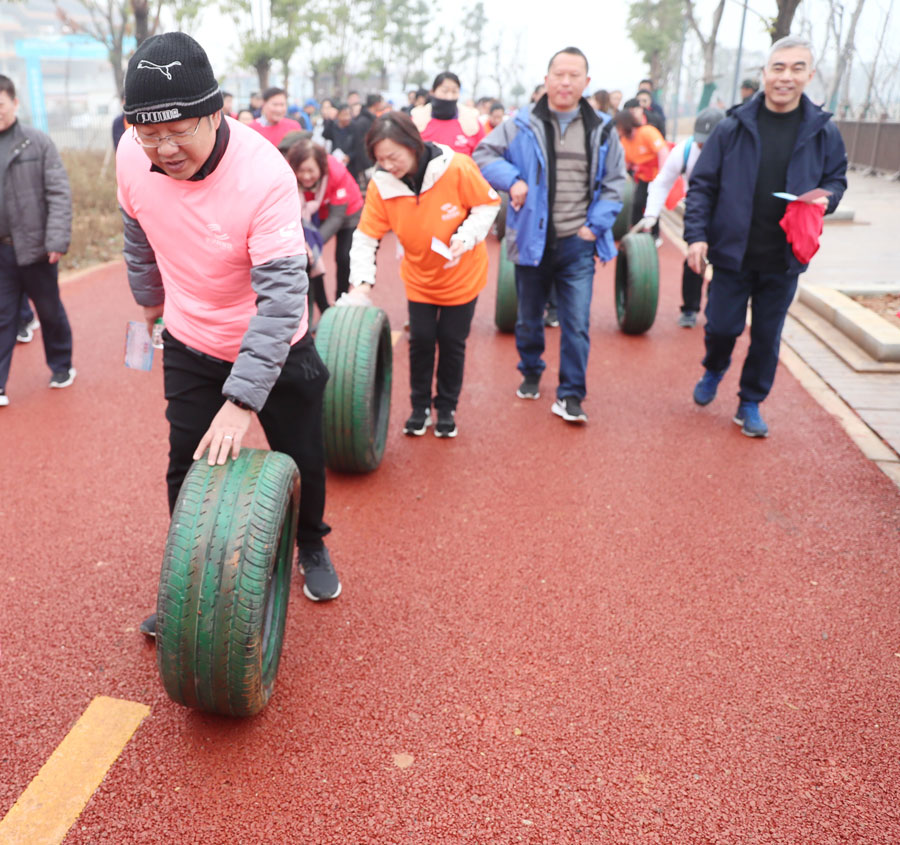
[472,97,626,265]
[683,93,848,274]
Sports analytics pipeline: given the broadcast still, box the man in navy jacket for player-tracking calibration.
[684,36,847,438]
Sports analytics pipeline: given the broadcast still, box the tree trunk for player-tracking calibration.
[827,0,866,111]
[771,0,803,41]
[255,59,270,92]
[131,0,150,45]
[650,51,662,91]
[111,47,125,99]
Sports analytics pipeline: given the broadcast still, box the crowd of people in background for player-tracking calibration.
[1,30,848,627]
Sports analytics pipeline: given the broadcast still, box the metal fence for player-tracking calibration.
[47,117,116,152]
[836,120,900,176]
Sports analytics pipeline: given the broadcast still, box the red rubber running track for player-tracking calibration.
[1,238,899,843]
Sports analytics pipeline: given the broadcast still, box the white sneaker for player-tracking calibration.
[0,390,8,407]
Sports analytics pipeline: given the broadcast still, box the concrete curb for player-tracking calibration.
[799,284,900,362]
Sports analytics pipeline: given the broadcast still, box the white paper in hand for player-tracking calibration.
[431,237,453,260]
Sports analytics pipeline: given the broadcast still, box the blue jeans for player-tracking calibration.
[514,234,596,400]
[0,244,73,389]
[702,266,799,403]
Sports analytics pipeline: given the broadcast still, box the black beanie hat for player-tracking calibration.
[124,32,223,124]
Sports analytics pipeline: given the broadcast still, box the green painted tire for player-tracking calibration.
[315,304,392,473]
[612,178,635,242]
[495,237,518,333]
[156,449,299,717]
[614,232,659,335]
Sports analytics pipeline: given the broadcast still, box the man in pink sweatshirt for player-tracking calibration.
[117,33,341,638]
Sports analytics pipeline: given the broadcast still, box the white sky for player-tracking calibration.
[194,0,899,103]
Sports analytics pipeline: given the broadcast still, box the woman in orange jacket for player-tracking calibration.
[347,111,500,439]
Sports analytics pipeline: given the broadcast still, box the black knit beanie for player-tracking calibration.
[124,32,223,124]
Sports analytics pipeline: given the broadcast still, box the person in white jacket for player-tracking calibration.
[640,107,725,327]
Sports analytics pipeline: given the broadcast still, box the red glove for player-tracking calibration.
[779,200,826,264]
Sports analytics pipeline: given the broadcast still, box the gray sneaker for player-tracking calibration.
[516,375,541,399]
[49,368,76,388]
[299,545,342,601]
[551,396,588,423]
[677,311,698,328]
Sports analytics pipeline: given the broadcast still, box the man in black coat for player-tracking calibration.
[0,75,75,406]
[684,36,847,438]
[348,93,383,192]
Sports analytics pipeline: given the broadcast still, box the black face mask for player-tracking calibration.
[431,97,458,120]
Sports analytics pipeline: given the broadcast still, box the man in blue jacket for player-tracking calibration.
[474,47,626,425]
[684,36,847,438]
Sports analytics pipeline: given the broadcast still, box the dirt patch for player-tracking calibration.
[850,294,900,330]
[59,150,123,274]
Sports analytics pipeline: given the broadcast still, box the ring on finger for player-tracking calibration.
[223,434,233,440]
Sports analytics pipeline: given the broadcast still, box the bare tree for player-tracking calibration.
[859,0,894,117]
[56,0,130,96]
[770,0,803,42]
[684,0,726,107]
[826,0,867,111]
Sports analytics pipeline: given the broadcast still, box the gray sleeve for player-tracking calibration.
[222,254,309,412]
[120,208,165,307]
[317,201,349,243]
[600,129,626,204]
[42,137,72,255]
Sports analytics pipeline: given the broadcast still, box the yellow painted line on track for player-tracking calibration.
[0,696,150,844]
[391,330,402,346]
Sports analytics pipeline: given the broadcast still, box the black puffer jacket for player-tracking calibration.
[2,121,72,265]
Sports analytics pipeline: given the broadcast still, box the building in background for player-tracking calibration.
[0,0,123,146]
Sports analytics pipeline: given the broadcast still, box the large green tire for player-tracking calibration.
[612,178,635,242]
[156,449,299,717]
[315,304,392,473]
[614,232,659,335]
[495,237,518,333]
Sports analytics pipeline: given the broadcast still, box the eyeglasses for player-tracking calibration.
[133,116,208,148]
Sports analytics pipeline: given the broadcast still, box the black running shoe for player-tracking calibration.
[49,368,76,388]
[434,409,457,438]
[299,545,342,601]
[516,375,540,399]
[551,396,588,423]
[543,307,559,328]
[140,612,157,638]
[403,407,432,435]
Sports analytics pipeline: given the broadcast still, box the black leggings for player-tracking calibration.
[407,297,477,413]
[162,331,331,548]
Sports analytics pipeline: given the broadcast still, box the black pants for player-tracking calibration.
[681,259,704,313]
[407,297,477,413]
[0,244,73,389]
[334,224,355,299]
[308,274,329,320]
[162,331,331,548]
[631,179,660,238]
[702,267,799,404]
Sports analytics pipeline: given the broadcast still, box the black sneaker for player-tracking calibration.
[140,612,157,639]
[434,409,457,438]
[16,324,34,343]
[299,545,342,601]
[551,396,588,423]
[0,389,8,407]
[403,407,432,435]
[49,368,76,388]
[516,375,540,400]
[544,307,559,328]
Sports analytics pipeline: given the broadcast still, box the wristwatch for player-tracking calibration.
[225,394,253,412]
